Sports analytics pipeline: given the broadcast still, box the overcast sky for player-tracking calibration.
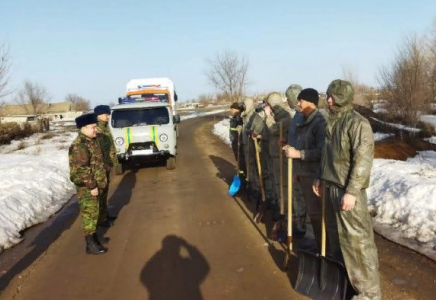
[1,0,435,106]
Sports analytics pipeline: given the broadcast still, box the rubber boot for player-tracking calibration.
[107,215,117,221]
[94,232,110,245]
[85,234,107,254]
[253,202,267,223]
[98,219,114,228]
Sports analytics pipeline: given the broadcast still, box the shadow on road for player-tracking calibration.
[208,154,235,186]
[208,154,301,292]
[141,235,210,300]
[99,169,137,238]
[0,199,79,293]
[208,154,275,230]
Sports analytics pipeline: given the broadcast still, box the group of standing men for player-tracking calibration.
[229,79,381,300]
[68,105,118,255]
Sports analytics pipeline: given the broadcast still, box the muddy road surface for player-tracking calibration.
[1,114,436,300]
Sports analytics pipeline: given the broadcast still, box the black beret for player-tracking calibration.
[75,113,98,129]
[94,105,111,115]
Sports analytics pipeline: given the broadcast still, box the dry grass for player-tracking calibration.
[57,144,69,150]
[32,145,41,155]
[0,122,36,145]
[41,132,55,140]
[16,141,27,150]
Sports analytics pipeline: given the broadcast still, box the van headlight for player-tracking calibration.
[115,137,124,145]
[159,134,168,142]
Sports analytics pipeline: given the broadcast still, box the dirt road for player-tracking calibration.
[1,115,436,300]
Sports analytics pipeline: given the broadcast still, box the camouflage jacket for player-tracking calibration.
[320,105,374,196]
[96,120,118,168]
[248,112,267,153]
[265,105,292,157]
[69,132,108,189]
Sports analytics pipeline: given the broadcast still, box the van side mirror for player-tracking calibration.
[173,114,181,124]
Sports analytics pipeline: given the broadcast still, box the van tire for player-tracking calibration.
[115,163,124,175]
[166,157,176,170]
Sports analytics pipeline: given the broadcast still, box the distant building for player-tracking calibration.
[0,101,84,123]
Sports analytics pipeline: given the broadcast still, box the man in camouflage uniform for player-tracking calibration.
[285,84,308,237]
[94,105,118,227]
[69,113,108,255]
[284,88,326,250]
[261,92,291,223]
[313,79,381,300]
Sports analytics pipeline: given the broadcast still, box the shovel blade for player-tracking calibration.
[295,250,319,296]
[295,250,348,300]
[228,175,241,196]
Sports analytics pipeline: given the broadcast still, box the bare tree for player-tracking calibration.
[379,35,431,125]
[65,93,90,111]
[427,18,436,102]
[341,65,376,106]
[16,81,50,115]
[0,43,11,102]
[205,51,249,102]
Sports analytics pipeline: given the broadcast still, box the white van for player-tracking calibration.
[110,100,180,174]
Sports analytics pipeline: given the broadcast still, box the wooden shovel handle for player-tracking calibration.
[287,157,293,251]
[321,180,326,257]
[236,132,240,173]
[279,122,284,215]
[253,136,266,201]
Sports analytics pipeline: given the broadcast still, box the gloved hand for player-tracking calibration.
[236,125,242,134]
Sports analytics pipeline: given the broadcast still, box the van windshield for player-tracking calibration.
[111,107,170,128]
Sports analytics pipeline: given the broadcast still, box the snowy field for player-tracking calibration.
[213,117,436,261]
[0,122,77,252]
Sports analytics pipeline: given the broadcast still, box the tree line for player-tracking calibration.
[204,19,436,129]
[0,45,90,115]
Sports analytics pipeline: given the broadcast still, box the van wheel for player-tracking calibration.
[166,157,176,170]
[115,163,124,175]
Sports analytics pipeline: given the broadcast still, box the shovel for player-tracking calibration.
[294,180,349,300]
[228,132,242,196]
[252,136,267,223]
[282,157,293,270]
[245,132,251,201]
[271,122,286,242]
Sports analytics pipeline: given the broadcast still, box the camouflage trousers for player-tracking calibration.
[98,170,111,223]
[77,187,99,235]
[325,183,382,300]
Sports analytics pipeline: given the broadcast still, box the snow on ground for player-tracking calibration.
[0,122,76,252]
[370,116,421,132]
[0,111,226,252]
[212,118,232,147]
[180,109,226,121]
[373,132,394,141]
[212,118,436,261]
[421,115,436,145]
[372,101,388,114]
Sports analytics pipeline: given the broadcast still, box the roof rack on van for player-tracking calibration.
[117,96,169,105]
